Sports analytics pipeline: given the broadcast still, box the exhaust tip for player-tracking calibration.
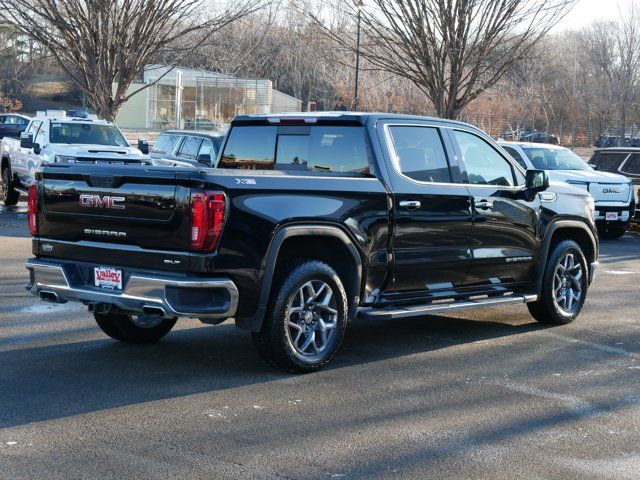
[40,291,61,303]
[142,305,167,317]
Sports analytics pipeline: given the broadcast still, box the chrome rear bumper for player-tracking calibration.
[25,259,238,320]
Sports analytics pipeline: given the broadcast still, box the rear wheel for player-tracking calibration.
[528,240,588,325]
[252,260,348,373]
[94,312,177,343]
[1,167,19,207]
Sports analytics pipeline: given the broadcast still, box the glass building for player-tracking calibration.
[116,65,301,131]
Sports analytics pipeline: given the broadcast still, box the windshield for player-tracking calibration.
[49,123,129,147]
[522,147,590,171]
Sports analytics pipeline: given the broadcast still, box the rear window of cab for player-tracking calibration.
[218,125,371,176]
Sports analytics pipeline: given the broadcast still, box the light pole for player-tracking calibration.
[353,0,364,111]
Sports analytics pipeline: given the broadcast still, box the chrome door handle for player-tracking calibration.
[399,200,421,210]
[474,200,494,210]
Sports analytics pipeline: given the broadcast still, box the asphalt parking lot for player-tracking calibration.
[1,202,639,480]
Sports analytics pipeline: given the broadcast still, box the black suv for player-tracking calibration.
[149,130,225,167]
[25,113,599,372]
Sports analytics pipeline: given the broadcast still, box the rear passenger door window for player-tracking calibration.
[178,136,203,160]
[388,126,452,183]
[151,134,182,155]
[453,130,516,186]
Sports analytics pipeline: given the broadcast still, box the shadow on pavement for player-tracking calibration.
[0,314,548,428]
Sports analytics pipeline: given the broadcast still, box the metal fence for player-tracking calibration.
[455,114,640,147]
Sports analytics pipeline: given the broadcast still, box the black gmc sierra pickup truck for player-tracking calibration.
[26,113,599,372]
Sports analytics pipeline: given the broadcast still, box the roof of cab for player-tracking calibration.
[232,111,481,130]
[163,129,225,137]
[594,147,640,152]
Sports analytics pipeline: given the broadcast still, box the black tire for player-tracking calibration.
[1,166,19,207]
[93,312,177,344]
[598,226,626,240]
[527,240,589,325]
[252,260,349,373]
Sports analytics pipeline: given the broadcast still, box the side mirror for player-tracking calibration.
[20,132,34,149]
[137,138,149,155]
[589,163,598,170]
[197,153,212,164]
[526,169,549,193]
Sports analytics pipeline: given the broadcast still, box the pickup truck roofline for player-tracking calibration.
[235,224,364,332]
[232,112,482,131]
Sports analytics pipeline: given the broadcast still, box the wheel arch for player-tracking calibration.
[536,220,598,295]
[235,224,364,332]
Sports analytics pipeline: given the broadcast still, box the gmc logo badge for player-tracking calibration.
[79,194,125,210]
[603,188,620,194]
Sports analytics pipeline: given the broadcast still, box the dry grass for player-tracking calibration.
[26,81,73,97]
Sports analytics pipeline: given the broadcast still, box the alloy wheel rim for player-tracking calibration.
[552,253,583,314]
[286,280,338,359]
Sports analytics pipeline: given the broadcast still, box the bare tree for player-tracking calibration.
[0,0,265,120]
[613,7,640,144]
[313,0,575,119]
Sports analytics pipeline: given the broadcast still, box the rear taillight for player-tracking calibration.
[28,184,38,236]
[190,190,226,252]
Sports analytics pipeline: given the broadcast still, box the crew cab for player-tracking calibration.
[500,141,634,239]
[1,111,149,206]
[25,113,599,372]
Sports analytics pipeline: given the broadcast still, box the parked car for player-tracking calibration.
[25,112,598,372]
[588,147,640,222]
[149,130,225,168]
[520,132,559,145]
[594,135,620,148]
[500,141,634,239]
[0,113,31,139]
[1,110,149,206]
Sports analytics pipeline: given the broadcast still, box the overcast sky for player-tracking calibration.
[555,0,636,31]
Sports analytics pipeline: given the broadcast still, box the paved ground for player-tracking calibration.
[1,203,639,480]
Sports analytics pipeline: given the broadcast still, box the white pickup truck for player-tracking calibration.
[1,111,149,206]
[499,141,634,239]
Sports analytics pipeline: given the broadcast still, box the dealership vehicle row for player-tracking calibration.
[1,109,639,373]
[25,112,602,372]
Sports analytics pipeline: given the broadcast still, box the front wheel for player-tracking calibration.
[252,260,349,373]
[1,167,19,207]
[94,312,177,343]
[528,240,589,325]
[598,225,626,240]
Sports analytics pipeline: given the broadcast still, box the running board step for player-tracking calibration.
[357,294,538,320]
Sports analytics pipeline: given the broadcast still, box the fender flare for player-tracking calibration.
[535,219,598,295]
[235,224,363,332]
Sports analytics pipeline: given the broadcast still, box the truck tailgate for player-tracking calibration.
[36,164,199,271]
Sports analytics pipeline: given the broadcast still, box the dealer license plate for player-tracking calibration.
[605,212,619,221]
[94,266,123,290]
